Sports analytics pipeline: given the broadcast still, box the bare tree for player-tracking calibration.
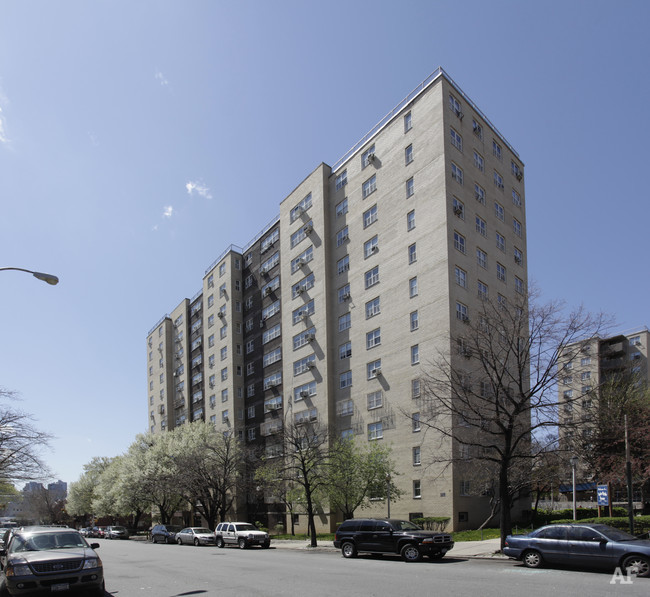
[255,420,330,547]
[415,289,608,546]
[0,389,52,484]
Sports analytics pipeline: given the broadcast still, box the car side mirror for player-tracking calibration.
[90,543,100,549]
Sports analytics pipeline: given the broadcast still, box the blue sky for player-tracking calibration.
[1,0,648,486]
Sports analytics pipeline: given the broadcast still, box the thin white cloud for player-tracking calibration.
[163,206,173,218]
[185,180,212,199]
[0,94,10,146]
[155,70,169,87]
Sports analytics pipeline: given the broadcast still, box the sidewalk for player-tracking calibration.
[272,537,506,559]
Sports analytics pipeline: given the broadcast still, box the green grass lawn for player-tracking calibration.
[450,528,501,542]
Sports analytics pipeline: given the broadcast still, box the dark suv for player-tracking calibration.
[334,518,454,562]
[150,524,182,544]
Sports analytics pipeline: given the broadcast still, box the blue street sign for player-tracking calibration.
[597,484,609,506]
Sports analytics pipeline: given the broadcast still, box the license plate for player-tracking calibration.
[51,584,70,592]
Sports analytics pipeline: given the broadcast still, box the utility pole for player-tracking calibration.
[625,415,634,535]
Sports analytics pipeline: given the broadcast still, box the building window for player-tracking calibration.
[335,170,348,191]
[367,359,381,379]
[478,281,488,300]
[338,284,351,303]
[405,144,413,164]
[207,274,214,288]
[456,302,468,322]
[496,263,507,283]
[408,243,417,264]
[515,276,524,294]
[475,183,486,204]
[455,266,467,288]
[450,128,462,151]
[472,119,483,139]
[406,177,414,198]
[336,226,349,247]
[475,216,486,236]
[412,412,421,432]
[413,447,421,466]
[581,357,591,366]
[337,255,350,275]
[411,378,421,398]
[460,480,470,496]
[630,335,641,346]
[364,235,379,258]
[361,145,375,169]
[451,163,463,184]
[362,175,377,199]
[473,151,484,172]
[336,198,348,218]
[366,328,381,349]
[495,202,505,221]
[496,232,506,252]
[449,94,462,116]
[477,248,487,269]
[366,297,380,319]
[363,205,378,228]
[413,480,421,498]
[514,247,523,266]
[452,197,464,219]
[368,422,383,440]
[511,160,523,180]
[407,210,415,231]
[512,189,521,207]
[409,276,418,298]
[513,218,522,237]
[340,370,352,389]
[248,428,256,441]
[410,310,419,331]
[365,266,379,289]
[581,371,591,381]
[367,390,383,410]
[454,232,466,254]
[411,344,420,365]
[338,312,351,332]
[339,341,352,360]
[492,140,502,160]
[221,389,229,402]
[404,112,412,132]
[494,171,504,189]
[338,399,354,417]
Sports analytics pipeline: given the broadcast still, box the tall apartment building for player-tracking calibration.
[146,68,528,531]
[558,328,649,472]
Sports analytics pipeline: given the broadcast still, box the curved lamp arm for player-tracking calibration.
[0,267,59,285]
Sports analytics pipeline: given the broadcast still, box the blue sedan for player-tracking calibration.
[503,523,650,577]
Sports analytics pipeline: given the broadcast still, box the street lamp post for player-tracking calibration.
[0,267,59,285]
[570,456,579,521]
[386,473,391,518]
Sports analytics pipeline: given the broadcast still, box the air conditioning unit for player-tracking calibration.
[306,362,315,369]
[209,382,215,389]
[515,256,522,264]
[453,206,463,216]
[461,315,470,324]
[267,402,280,411]
[298,258,306,267]
[264,287,272,296]
[371,368,382,377]
[296,287,304,295]
[260,266,268,275]
[455,109,464,120]
[217,312,224,318]
[300,391,310,398]
[304,225,313,235]
[306,333,315,342]
[371,245,379,253]
[341,292,351,301]
[295,206,305,216]
[367,153,376,163]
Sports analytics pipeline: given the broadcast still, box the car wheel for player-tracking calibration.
[177,537,183,545]
[341,542,357,558]
[522,549,543,569]
[165,536,171,544]
[401,543,422,562]
[194,538,200,546]
[622,554,650,578]
[216,537,225,548]
[238,537,248,549]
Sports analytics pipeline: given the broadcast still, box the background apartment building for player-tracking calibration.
[558,328,649,486]
[146,68,528,531]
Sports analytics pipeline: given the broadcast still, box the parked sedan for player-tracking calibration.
[175,527,216,546]
[503,523,650,577]
[105,525,130,540]
[150,524,182,544]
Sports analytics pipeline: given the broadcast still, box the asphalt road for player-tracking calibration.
[92,538,650,597]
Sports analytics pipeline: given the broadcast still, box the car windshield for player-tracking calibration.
[10,532,87,552]
[389,520,422,531]
[193,528,212,534]
[234,524,257,532]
